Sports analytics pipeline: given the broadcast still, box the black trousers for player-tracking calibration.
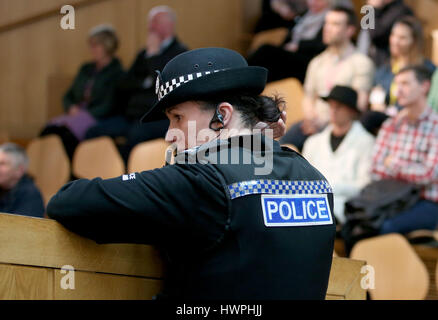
[40,125,79,161]
[247,44,313,83]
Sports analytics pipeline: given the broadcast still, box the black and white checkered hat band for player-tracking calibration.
[228,179,333,200]
[156,69,227,101]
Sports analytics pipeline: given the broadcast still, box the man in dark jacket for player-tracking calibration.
[247,0,331,83]
[85,6,188,162]
[0,143,44,218]
[47,47,336,300]
[254,0,308,33]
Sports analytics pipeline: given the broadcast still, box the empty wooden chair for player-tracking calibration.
[26,135,70,205]
[351,233,429,300]
[262,78,304,129]
[72,137,125,179]
[128,139,171,173]
[405,229,438,244]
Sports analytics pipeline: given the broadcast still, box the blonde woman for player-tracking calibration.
[41,24,124,158]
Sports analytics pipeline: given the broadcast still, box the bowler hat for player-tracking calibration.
[140,47,268,122]
[321,85,359,113]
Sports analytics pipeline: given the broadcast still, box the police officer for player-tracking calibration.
[47,47,336,300]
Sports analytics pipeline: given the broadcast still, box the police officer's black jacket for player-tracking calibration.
[47,134,336,300]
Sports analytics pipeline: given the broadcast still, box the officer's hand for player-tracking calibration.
[284,42,299,52]
[273,111,287,139]
[146,32,161,56]
[68,105,80,116]
[254,111,287,140]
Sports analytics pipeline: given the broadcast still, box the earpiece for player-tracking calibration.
[209,106,225,132]
[216,111,224,124]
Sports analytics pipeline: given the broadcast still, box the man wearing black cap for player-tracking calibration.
[302,85,375,224]
[47,47,336,300]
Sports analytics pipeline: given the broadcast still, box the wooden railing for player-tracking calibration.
[0,213,365,300]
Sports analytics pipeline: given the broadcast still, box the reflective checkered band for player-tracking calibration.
[156,69,227,100]
[227,180,333,200]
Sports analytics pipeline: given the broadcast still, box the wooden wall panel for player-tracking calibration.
[0,0,139,139]
[0,261,366,300]
[0,0,85,28]
[242,0,262,34]
[54,270,162,300]
[0,212,366,300]
[405,0,438,59]
[0,213,165,278]
[326,257,367,300]
[1,0,436,140]
[0,264,53,300]
[0,263,162,300]
[0,0,244,140]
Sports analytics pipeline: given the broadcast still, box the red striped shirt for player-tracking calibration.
[371,107,438,203]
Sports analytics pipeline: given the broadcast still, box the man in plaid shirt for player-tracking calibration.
[371,65,438,235]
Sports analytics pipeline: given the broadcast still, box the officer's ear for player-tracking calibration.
[216,102,234,128]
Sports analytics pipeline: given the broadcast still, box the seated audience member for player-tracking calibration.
[371,66,438,235]
[247,0,331,83]
[333,0,355,9]
[359,110,389,136]
[428,69,438,112]
[364,17,436,134]
[281,6,375,150]
[254,0,308,33]
[302,86,375,224]
[0,143,44,218]
[85,6,188,162]
[41,24,124,159]
[357,0,413,67]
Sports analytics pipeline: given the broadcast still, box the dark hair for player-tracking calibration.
[330,5,358,27]
[283,0,308,16]
[199,94,285,128]
[392,16,425,65]
[397,65,433,83]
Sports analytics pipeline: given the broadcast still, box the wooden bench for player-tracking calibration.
[0,213,365,300]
